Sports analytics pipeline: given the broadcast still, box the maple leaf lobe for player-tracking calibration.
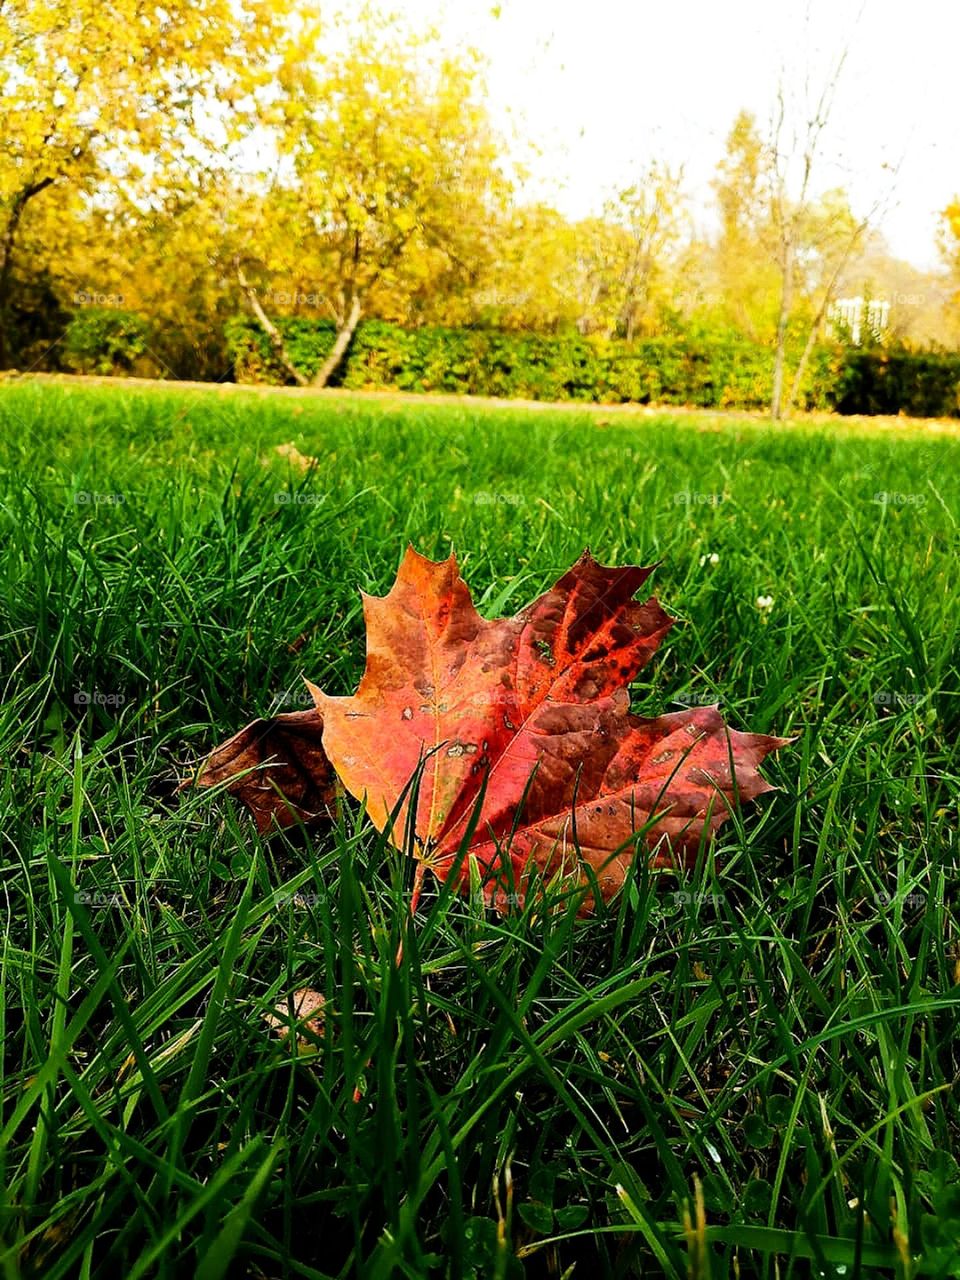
[186,705,335,834]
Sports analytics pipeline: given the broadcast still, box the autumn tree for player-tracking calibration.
[711,111,782,341]
[711,91,880,417]
[467,204,582,332]
[471,168,686,341]
[601,163,687,341]
[0,0,290,367]
[767,70,847,419]
[939,200,960,345]
[236,19,508,387]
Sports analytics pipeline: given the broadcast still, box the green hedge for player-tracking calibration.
[57,313,952,417]
[834,348,960,418]
[59,308,157,377]
[225,317,852,411]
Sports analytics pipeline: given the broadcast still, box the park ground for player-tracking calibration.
[0,377,958,1278]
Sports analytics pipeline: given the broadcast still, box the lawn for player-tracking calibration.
[1,378,958,1279]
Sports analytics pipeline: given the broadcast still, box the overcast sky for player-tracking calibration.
[368,0,957,270]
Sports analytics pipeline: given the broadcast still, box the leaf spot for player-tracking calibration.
[534,639,556,667]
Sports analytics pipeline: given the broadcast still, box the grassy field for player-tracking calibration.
[1,378,958,1279]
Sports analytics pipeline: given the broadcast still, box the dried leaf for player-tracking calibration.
[263,987,326,1052]
[188,707,335,833]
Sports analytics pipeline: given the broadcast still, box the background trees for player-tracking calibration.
[0,0,290,365]
[939,200,960,346]
[232,20,509,386]
[1,2,956,393]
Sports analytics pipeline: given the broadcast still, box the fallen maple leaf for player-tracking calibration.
[192,548,789,910]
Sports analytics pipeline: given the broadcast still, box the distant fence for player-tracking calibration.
[828,297,891,346]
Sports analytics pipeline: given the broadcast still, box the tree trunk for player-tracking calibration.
[770,236,794,420]
[0,177,55,368]
[785,315,821,415]
[312,294,362,388]
[785,228,866,414]
[235,262,309,387]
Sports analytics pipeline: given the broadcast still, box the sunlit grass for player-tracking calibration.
[1,380,958,1278]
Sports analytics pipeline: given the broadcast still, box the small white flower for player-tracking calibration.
[699,552,720,567]
[755,594,774,611]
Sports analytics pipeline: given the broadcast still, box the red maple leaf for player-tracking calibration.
[191,548,789,910]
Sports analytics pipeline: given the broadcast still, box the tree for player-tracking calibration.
[468,204,581,332]
[767,70,847,419]
[939,200,960,345]
[237,19,509,387]
[0,0,288,367]
[711,111,782,341]
[780,187,869,411]
[712,84,882,418]
[601,162,686,341]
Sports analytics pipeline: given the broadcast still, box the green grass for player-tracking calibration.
[1,379,958,1279]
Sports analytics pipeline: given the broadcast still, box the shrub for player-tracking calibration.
[225,317,789,405]
[832,347,960,418]
[223,316,960,417]
[61,309,156,377]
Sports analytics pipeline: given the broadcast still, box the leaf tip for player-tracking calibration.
[303,678,325,709]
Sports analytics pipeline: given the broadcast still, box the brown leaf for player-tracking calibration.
[186,707,336,833]
[263,987,326,1052]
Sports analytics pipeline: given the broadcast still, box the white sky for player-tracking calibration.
[365,0,958,270]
